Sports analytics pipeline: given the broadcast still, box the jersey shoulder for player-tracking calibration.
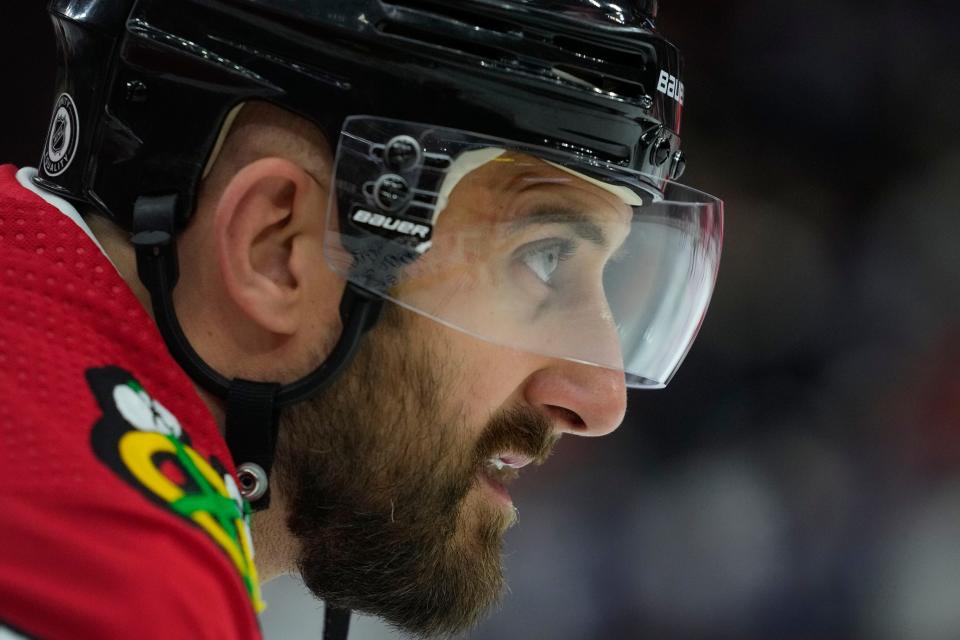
[0,164,263,638]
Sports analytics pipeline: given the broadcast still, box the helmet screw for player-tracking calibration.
[384,135,423,172]
[373,173,412,212]
[651,137,671,166]
[237,462,269,501]
[670,150,686,180]
[124,80,148,103]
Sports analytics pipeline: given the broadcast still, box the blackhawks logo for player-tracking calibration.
[86,366,264,612]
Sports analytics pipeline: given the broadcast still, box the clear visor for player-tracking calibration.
[325,117,723,388]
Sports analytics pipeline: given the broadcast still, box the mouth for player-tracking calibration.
[478,453,534,506]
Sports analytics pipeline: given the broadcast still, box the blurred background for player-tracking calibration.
[4,1,959,638]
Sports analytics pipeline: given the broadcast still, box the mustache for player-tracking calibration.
[472,406,560,469]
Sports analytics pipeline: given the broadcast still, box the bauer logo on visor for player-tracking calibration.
[352,209,432,243]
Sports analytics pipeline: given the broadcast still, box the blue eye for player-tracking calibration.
[520,239,576,285]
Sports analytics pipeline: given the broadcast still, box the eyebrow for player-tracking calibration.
[506,206,609,248]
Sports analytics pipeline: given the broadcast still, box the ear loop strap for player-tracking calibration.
[225,380,280,505]
[132,194,383,510]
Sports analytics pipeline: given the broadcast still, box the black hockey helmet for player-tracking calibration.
[38,0,687,227]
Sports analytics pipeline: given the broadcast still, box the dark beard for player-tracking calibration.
[273,306,555,637]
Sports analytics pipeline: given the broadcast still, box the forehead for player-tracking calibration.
[439,150,635,226]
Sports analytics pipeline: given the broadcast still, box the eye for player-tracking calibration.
[519,238,576,285]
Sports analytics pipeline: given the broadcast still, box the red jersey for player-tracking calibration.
[0,165,263,639]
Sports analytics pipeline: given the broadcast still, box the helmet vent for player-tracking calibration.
[552,35,653,71]
[552,65,649,102]
[379,0,655,105]
[382,0,526,36]
[377,20,519,64]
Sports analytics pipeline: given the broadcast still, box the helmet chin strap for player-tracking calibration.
[132,193,374,640]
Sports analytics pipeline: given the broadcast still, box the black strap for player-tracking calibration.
[225,379,280,508]
[132,194,381,518]
[133,195,232,397]
[276,284,382,407]
[323,607,352,640]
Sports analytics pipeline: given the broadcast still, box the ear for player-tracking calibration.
[214,157,326,336]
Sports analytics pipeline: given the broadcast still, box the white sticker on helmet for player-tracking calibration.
[42,93,80,177]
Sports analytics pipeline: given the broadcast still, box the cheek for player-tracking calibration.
[439,324,537,424]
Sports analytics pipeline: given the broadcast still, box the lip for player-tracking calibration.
[493,453,534,469]
[479,469,513,506]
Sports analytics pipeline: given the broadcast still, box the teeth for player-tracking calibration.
[487,453,534,470]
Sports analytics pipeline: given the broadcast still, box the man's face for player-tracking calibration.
[274,152,629,637]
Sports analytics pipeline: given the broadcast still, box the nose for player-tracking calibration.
[521,272,628,436]
[522,360,627,438]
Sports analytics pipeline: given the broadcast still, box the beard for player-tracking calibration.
[273,305,556,638]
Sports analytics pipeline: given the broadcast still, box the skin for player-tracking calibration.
[87,101,628,634]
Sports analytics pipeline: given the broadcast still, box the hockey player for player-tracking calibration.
[0,1,723,638]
